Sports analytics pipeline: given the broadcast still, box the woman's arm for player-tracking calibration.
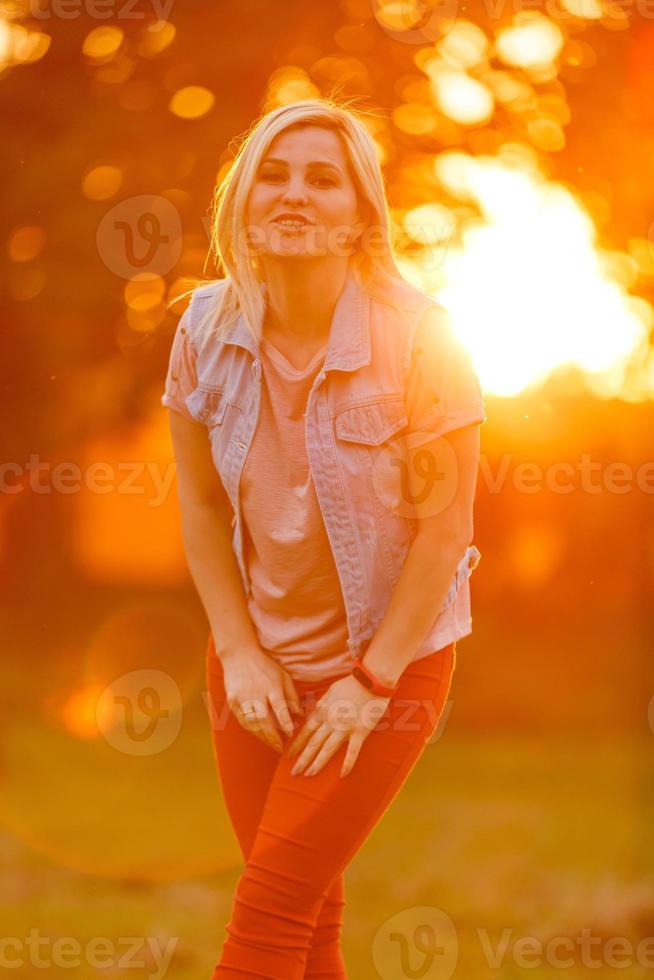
[359,303,485,687]
[167,408,261,664]
[360,421,481,689]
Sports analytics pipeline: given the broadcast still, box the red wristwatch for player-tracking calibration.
[351,657,398,698]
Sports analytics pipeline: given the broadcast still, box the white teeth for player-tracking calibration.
[275,219,307,227]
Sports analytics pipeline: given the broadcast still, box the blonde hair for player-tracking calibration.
[173,97,408,342]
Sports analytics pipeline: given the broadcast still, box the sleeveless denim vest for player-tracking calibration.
[166,265,481,661]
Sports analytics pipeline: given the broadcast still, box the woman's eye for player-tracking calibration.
[258,172,336,187]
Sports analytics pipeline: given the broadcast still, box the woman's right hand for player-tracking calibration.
[221,648,304,753]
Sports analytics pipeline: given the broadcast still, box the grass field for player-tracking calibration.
[1,714,652,979]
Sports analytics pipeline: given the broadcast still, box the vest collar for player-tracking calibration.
[218,263,371,374]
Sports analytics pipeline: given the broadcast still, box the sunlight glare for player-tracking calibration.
[424,151,651,397]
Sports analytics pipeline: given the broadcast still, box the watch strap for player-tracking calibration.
[351,657,398,698]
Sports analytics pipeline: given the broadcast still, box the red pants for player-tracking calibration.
[205,636,457,979]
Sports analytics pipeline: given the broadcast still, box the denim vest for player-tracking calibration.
[172,265,481,661]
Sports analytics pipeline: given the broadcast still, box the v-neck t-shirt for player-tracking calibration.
[239,335,351,681]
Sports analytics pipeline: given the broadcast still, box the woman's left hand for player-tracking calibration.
[285,674,392,778]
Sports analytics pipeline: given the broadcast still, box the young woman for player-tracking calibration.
[161,98,485,979]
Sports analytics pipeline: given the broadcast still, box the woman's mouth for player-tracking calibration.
[271,214,313,232]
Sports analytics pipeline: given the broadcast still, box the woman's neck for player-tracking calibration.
[261,257,352,340]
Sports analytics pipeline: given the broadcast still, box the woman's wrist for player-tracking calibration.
[211,633,263,665]
[351,657,399,697]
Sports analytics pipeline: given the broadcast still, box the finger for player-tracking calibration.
[250,719,284,754]
[339,733,365,778]
[282,673,304,718]
[269,691,295,738]
[290,724,330,774]
[285,711,321,757]
[250,707,284,753]
[303,731,346,777]
[234,697,266,721]
[238,702,283,753]
[286,710,323,759]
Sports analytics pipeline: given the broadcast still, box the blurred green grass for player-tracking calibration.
[1,720,652,979]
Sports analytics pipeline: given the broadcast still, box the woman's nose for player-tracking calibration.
[281,180,308,204]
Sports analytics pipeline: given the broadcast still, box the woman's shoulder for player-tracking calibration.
[188,277,231,308]
[178,277,234,348]
[364,270,444,319]
[363,272,448,357]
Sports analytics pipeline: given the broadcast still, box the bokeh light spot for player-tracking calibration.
[169,85,215,119]
[125,273,166,313]
[496,15,564,71]
[393,102,436,135]
[82,165,123,201]
[8,225,46,262]
[137,20,176,57]
[432,70,494,125]
[82,26,124,62]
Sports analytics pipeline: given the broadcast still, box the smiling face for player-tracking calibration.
[244,124,366,264]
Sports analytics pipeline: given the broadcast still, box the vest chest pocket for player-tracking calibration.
[333,395,408,446]
[185,386,244,428]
